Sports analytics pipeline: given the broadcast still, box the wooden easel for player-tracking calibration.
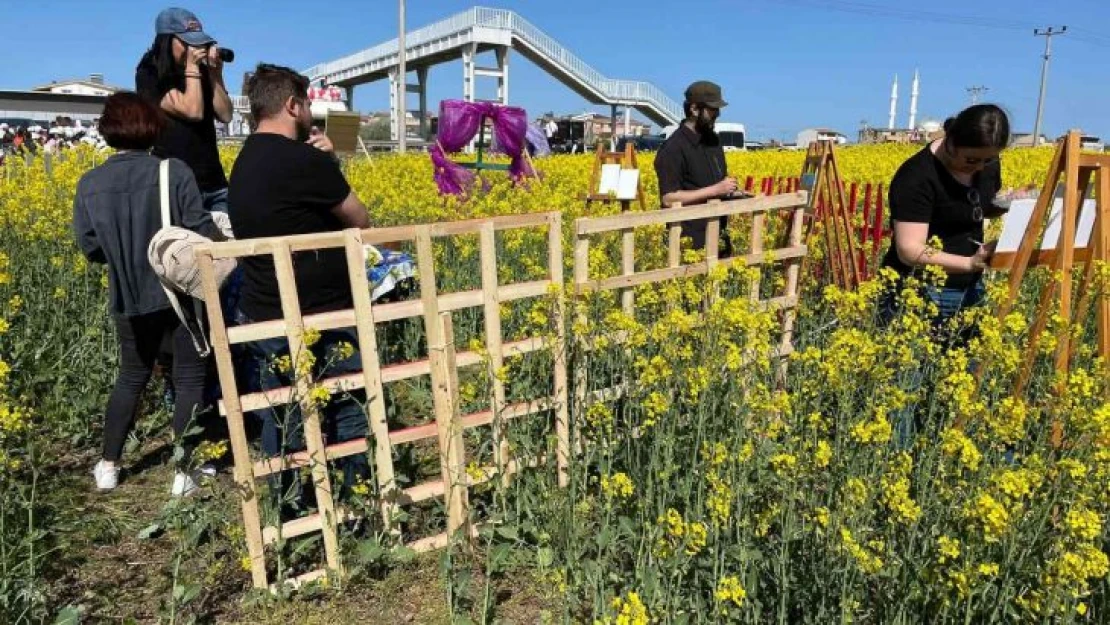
[800,140,861,290]
[990,131,1110,447]
[584,141,646,212]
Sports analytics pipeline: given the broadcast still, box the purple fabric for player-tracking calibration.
[431,99,535,195]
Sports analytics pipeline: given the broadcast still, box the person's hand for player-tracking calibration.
[714,177,739,197]
[307,127,333,153]
[969,240,997,272]
[206,45,224,75]
[186,46,207,70]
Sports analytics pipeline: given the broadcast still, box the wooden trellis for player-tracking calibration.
[194,213,568,590]
[987,131,1110,446]
[572,192,810,404]
[801,140,862,290]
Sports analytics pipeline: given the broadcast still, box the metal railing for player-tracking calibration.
[303,6,682,124]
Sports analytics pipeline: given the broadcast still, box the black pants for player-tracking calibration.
[102,309,208,466]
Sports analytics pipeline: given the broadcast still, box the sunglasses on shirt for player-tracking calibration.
[967,188,983,222]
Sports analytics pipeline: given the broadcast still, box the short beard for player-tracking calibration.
[295,117,312,142]
[694,111,715,134]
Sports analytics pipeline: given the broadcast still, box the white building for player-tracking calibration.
[796,128,848,147]
[32,74,121,97]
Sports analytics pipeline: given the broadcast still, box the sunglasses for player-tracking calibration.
[967,188,983,222]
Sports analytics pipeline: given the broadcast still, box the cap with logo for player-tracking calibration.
[684,81,728,109]
[155,7,215,47]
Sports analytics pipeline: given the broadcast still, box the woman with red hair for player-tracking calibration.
[73,92,224,496]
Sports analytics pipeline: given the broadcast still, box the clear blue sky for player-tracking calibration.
[3,0,1108,142]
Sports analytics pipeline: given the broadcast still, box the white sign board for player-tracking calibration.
[995,197,1097,253]
[597,164,640,201]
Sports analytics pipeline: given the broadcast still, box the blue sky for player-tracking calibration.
[3,0,1108,141]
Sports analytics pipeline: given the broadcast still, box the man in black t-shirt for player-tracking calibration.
[655,81,745,255]
[136,8,233,212]
[229,63,372,504]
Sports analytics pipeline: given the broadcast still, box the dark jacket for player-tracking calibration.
[73,151,221,317]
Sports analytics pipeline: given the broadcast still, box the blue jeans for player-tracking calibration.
[202,187,229,213]
[235,310,369,506]
[881,279,985,447]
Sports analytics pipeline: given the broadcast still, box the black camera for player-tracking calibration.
[217,47,235,63]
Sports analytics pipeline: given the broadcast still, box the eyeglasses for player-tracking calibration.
[944,140,999,167]
[968,188,983,222]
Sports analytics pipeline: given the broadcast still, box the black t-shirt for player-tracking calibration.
[135,61,228,193]
[654,124,730,250]
[881,146,1002,289]
[228,133,353,321]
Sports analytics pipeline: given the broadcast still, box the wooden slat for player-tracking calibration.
[253,438,369,477]
[479,223,511,483]
[221,337,547,415]
[549,214,570,488]
[990,247,1092,269]
[417,229,470,541]
[388,398,554,446]
[201,212,561,260]
[195,248,268,589]
[260,507,358,545]
[1097,169,1110,374]
[227,309,356,346]
[750,212,765,300]
[272,241,343,576]
[577,246,807,292]
[621,228,636,313]
[577,192,807,235]
[343,229,399,533]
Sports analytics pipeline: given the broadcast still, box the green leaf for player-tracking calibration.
[536,547,554,568]
[392,545,417,564]
[358,540,386,564]
[137,523,162,540]
[53,606,81,625]
[495,525,519,541]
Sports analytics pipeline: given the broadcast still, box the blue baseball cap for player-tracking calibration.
[155,8,215,47]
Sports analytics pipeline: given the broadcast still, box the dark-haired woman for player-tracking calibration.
[881,104,1012,327]
[135,7,232,213]
[73,92,224,495]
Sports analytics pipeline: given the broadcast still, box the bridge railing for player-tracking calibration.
[304,6,683,124]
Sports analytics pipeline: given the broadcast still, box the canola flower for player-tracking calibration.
[2,146,1108,622]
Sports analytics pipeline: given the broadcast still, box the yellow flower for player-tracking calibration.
[1064,507,1102,542]
[600,472,635,501]
[812,440,832,468]
[941,428,982,472]
[714,575,747,611]
[685,521,707,556]
[965,492,1010,543]
[307,385,331,408]
[302,327,321,347]
[608,591,649,625]
[192,440,228,463]
[937,536,961,564]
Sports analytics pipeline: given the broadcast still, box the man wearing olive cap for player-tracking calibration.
[655,80,742,255]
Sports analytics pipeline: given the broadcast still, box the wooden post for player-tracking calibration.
[272,241,343,578]
[478,223,510,483]
[547,213,570,487]
[621,228,635,314]
[195,249,268,589]
[342,229,399,533]
[416,228,469,540]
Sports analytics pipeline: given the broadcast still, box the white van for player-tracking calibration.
[662,122,746,151]
[1080,135,1105,152]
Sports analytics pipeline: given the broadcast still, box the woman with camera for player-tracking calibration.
[135,7,233,212]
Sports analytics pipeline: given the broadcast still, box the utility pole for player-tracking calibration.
[1032,26,1066,147]
[966,85,989,105]
[398,0,407,153]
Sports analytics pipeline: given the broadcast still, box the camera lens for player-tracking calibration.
[218,48,234,63]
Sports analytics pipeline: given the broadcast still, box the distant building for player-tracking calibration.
[32,74,121,97]
[796,128,847,147]
[569,112,651,140]
[858,127,940,145]
[1012,133,1050,148]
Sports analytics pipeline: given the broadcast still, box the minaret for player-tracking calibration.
[908,69,919,130]
[888,74,898,130]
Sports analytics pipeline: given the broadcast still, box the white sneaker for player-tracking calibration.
[171,471,201,497]
[93,460,119,491]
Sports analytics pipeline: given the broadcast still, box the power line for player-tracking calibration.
[1032,26,1066,147]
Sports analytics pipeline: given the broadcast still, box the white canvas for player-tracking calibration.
[598,164,621,194]
[616,169,640,201]
[995,198,1097,253]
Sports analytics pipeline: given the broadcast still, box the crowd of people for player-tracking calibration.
[73,7,1014,510]
[0,122,109,160]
